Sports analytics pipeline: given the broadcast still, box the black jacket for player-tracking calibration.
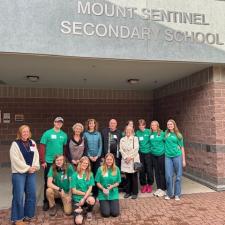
[101,127,122,158]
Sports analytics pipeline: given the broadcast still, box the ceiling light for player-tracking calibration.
[26,75,39,82]
[127,78,140,84]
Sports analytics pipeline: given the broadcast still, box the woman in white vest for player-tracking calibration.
[10,125,40,225]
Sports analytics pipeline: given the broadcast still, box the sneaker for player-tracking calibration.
[146,185,152,193]
[141,185,147,193]
[42,202,49,211]
[165,195,171,200]
[87,212,92,221]
[131,194,138,199]
[175,196,180,201]
[124,193,131,198]
[23,217,32,222]
[157,190,166,197]
[49,205,57,216]
[153,189,161,196]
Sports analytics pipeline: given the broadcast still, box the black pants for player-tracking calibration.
[99,200,120,217]
[115,157,121,169]
[44,163,52,203]
[73,200,94,224]
[125,172,138,195]
[90,157,101,197]
[152,154,166,190]
[139,152,154,186]
[73,201,94,215]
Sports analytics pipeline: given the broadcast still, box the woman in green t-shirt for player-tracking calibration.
[164,119,186,201]
[70,156,95,225]
[150,121,166,197]
[96,153,121,217]
[46,155,74,216]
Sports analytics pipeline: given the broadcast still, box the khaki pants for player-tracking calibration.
[46,188,72,215]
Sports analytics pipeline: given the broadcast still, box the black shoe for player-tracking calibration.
[124,193,131,198]
[49,205,57,216]
[131,195,138,199]
[42,202,49,211]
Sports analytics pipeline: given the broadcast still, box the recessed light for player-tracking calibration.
[127,78,140,84]
[26,75,39,82]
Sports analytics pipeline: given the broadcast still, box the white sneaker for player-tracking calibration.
[157,190,166,197]
[153,189,161,196]
[165,195,170,200]
[175,196,180,201]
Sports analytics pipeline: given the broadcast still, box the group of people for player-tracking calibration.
[10,116,186,225]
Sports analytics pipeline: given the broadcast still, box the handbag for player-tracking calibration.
[133,162,143,172]
[132,137,143,172]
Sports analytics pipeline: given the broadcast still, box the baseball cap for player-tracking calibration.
[54,117,64,123]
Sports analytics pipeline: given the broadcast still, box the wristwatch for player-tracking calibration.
[58,188,62,192]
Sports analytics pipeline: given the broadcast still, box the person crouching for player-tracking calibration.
[46,155,74,216]
[70,156,95,224]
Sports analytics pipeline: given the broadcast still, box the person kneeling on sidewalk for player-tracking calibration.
[70,156,95,225]
[46,155,74,216]
[96,153,121,218]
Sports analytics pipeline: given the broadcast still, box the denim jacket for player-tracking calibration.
[83,131,102,157]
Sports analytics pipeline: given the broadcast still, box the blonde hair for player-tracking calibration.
[166,119,182,139]
[76,156,91,180]
[102,153,117,176]
[85,118,99,131]
[150,120,161,136]
[72,123,84,133]
[16,125,32,140]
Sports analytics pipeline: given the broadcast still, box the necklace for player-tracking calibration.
[21,140,30,152]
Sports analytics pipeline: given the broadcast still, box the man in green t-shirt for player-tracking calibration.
[39,117,68,211]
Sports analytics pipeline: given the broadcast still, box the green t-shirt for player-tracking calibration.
[70,171,95,202]
[95,166,121,201]
[40,128,68,163]
[47,163,74,193]
[135,129,151,153]
[149,131,165,156]
[164,132,184,158]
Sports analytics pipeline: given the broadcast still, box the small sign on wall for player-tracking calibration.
[15,114,24,122]
[3,113,10,123]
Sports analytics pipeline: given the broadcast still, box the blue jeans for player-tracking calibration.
[11,173,36,222]
[165,155,182,197]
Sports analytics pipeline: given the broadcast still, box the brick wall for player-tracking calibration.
[0,87,153,166]
[153,66,225,190]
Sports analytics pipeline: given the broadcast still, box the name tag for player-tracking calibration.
[62,175,68,180]
[150,135,154,139]
[30,147,35,152]
[139,137,144,141]
[113,135,117,139]
[103,171,108,177]
[51,134,57,139]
